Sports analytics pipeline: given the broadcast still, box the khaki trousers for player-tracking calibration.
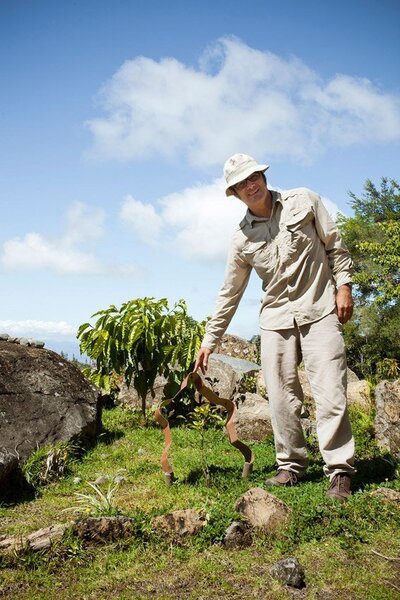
[261,312,355,479]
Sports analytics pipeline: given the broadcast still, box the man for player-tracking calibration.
[194,153,355,502]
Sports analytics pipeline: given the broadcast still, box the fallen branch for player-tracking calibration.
[370,550,400,562]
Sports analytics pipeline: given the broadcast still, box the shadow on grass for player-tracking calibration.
[0,468,36,505]
[182,463,275,486]
[353,454,398,489]
[0,429,125,508]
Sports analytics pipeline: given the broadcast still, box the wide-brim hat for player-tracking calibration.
[224,153,269,196]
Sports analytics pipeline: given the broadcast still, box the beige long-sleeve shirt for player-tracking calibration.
[202,187,353,351]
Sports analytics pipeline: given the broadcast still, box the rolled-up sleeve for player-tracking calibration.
[202,238,251,351]
[312,192,353,289]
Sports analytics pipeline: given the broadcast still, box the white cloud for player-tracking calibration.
[120,179,341,262]
[0,320,76,338]
[86,37,400,167]
[1,201,137,276]
[119,195,163,243]
[120,178,246,261]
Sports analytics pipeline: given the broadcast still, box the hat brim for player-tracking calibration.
[225,164,269,196]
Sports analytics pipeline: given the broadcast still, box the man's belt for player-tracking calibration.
[154,372,254,485]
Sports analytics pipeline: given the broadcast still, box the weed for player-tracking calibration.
[64,481,122,517]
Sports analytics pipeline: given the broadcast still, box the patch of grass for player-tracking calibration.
[0,404,399,599]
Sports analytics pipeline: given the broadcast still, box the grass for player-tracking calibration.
[0,403,399,599]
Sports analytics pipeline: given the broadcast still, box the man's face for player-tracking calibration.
[233,171,268,209]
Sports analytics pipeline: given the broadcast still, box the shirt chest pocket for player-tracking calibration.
[242,240,278,277]
[283,207,315,255]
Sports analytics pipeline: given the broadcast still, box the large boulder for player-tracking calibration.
[0,340,101,484]
[205,354,260,400]
[234,392,273,442]
[374,379,400,459]
[215,334,259,363]
[118,374,168,409]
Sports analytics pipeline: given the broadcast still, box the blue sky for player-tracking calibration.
[1,0,399,352]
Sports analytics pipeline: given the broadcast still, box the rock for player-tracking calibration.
[0,340,102,485]
[234,392,273,442]
[255,370,267,397]
[93,475,109,486]
[18,338,29,346]
[152,509,207,538]
[118,374,168,409]
[205,355,260,401]
[370,487,400,504]
[73,516,135,543]
[222,520,252,549]
[270,557,305,588]
[374,379,400,459]
[215,334,259,363]
[347,380,371,410]
[0,334,9,341]
[113,475,126,485]
[0,449,19,483]
[235,487,290,534]
[0,523,70,555]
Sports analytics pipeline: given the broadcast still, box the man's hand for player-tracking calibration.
[336,284,353,324]
[194,347,212,375]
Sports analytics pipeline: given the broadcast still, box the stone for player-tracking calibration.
[0,523,70,555]
[234,392,273,442]
[222,520,252,549]
[118,374,168,409]
[73,516,135,543]
[93,475,109,486]
[0,334,9,341]
[270,557,305,588]
[215,334,259,363]
[204,354,260,402]
[370,487,400,504]
[0,449,19,483]
[347,380,371,410]
[113,475,126,485]
[256,370,267,397]
[374,379,400,459]
[152,509,207,538]
[235,487,290,534]
[0,340,102,485]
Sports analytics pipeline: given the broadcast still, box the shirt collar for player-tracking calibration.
[244,190,282,225]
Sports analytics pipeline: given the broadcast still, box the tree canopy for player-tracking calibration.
[338,177,400,381]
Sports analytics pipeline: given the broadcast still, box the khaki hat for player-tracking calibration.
[224,153,269,196]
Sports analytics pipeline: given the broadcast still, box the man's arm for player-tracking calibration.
[311,192,354,324]
[195,238,252,373]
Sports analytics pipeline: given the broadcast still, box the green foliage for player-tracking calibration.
[22,442,78,489]
[77,297,206,415]
[1,404,399,598]
[187,403,225,484]
[65,481,122,517]
[338,177,400,381]
[338,177,400,304]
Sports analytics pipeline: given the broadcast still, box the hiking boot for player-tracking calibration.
[326,473,352,502]
[265,469,300,487]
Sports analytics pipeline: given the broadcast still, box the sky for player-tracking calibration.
[1,0,399,355]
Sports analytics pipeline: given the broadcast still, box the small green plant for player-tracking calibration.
[187,403,224,484]
[65,481,122,517]
[77,297,206,416]
[23,442,78,489]
[241,373,257,393]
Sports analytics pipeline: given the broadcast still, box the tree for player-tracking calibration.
[338,177,399,305]
[77,298,206,415]
[338,177,400,381]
